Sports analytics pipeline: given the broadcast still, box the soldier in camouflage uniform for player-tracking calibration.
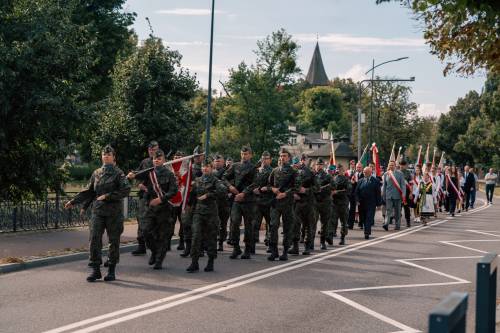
[127,149,178,270]
[180,152,204,258]
[132,141,158,256]
[223,146,257,259]
[252,151,273,251]
[314,158,333,250]
[331,164,351,245]
[267,148,298,261]
[186,158,227,272]
[171,151,186,251]
[290,155,315,256]
[65,145,131,282]
[213,154,230,252]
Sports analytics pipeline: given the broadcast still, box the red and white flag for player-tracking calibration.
[371,143,381,177]
[167,158,193,211]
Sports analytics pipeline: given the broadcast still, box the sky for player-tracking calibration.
[124,0,486,117]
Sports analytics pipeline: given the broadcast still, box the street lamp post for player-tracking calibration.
[204,0,216,157]
[365,57,409,145]
[357,77,415,159]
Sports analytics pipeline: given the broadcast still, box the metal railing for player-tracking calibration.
[476,252,497,333]
[0,193,139,232]
[428,252,498,332]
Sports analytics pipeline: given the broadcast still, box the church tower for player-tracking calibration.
[305,42,329,86]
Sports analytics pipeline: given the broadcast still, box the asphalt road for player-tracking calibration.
[1,195,497,333]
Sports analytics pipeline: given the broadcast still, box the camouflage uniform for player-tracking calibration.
[314,168,333,248]
[190,174,226,261]
[214,166,230,247]
[71,164,131,266]
[253,164,273,245]
[135,157,153,249]
[291,164,315,254]
[181,161,203,256]
[223,160,257,257]
[135,165,178,267]
[331,173,351,243]
[268,162,297,261]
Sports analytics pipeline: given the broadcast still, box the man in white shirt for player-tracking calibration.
[485,168,497,204]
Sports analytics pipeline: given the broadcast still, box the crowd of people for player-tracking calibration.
[65,142,497,282]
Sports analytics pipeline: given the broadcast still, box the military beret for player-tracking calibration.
[241,146,252,153]
[102,145,115,155]
[202,157,213,167]
[317,158,325,165]
[261,151,271,158]
[328,165,337,171]
[279,148,291,156]
[226,157,233,162]
[148,140,159,148]
[154,149,165,158]
[292,156,300,165]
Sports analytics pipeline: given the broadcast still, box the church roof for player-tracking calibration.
[305,42,329,86]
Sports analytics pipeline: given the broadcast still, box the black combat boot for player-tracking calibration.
[279,247,289,261]
[104,264,116,281]
[87,264,102,282]
[339,237,345,245]
[320,241,327,250]
[131,242,147,256]
[204,257,214,272]
[148,252,156,265]
[267,246,279,261]
[229,244,242,259]
[153,260,163,270]
[177,237,185,251]
[240,246,251,259]
[288,241,299,255]
[217,240,224,252]
[186,259,199,273]
[180,240,191,258]
[326,235,334,245]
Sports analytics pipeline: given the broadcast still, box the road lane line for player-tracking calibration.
[322,292,421,333]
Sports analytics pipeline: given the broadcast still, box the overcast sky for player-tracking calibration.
[124,0,485,117]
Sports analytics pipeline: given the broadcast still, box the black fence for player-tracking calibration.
[0,193,139,232]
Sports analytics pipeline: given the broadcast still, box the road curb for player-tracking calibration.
[0,238,180,274]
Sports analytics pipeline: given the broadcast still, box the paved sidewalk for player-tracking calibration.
[0,223,140,261]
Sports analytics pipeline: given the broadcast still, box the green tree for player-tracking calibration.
[370,81,420,162]
[454,73,500,169]
[210,29,300,157]
[92,36,198,170]
[378,0,500,76]
[436,91,481,165]
[296,86,347,135]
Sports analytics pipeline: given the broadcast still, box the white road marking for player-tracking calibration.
[44,201,490,333]
[321,215,497,333]
[322,291,421,333]
[466,230,500,237]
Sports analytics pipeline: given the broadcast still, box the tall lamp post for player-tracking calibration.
[365,57,409,146]
[357,76,415,159]
[204,0,216,157]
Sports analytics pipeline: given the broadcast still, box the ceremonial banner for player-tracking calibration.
[167,158,193,210]
[360,144,370,167]
[371,143,381,177]
[415,145,423,166]
[329,132,336,167]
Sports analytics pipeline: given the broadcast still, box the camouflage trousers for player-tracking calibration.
[143,205,173,263]
[253,203,271,243]
[331,202,349,238]
[269,200,295,249]
[230,201,255,248]
[136,197,148,244]
[191,209,219,260]
[293,200,315,247]
[316,199,332,243]
[89,213,124,266]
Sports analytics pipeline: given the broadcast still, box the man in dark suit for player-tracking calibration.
[463,165,475,211]
[355,166,382,239]
[348,162,364,229]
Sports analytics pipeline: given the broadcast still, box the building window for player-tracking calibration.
[290,137,297,145]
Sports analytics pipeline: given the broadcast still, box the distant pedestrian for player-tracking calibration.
[417,173,436,225]
[463,165,475,211]
[485,168,497,204]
